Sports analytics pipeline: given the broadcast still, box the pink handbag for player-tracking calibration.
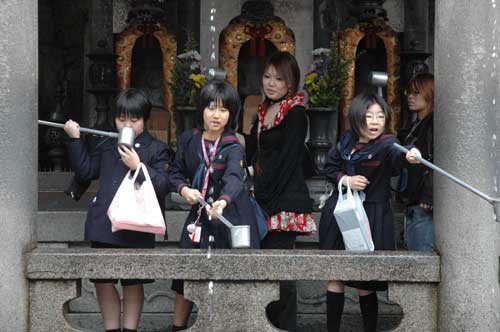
[107,163,166,235]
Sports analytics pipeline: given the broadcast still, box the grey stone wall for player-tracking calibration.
[0,0,38,330]
[27,247,439,331]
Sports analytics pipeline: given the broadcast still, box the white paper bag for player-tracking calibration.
[107,163,166,235]
[333,176,374,251]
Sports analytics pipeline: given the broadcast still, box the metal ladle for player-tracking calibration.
[38,120,135,148]
[197,197,251,249]
[394,143,500,222]
[369,71,388,97]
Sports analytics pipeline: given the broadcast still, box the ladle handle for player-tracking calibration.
[393,143,499,204]
[196,196,234,228]
[38,120,119,138]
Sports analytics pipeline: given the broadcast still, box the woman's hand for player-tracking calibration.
[206,199,228,219]
[118,145,140,170]
[181,187,202,205]
[406,148,422,164]
[343,175,370,191]
[420,202,433,212]
[63,120,80,138]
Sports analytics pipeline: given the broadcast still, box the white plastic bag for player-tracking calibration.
[107,163,166,235]
[333,176,374,251]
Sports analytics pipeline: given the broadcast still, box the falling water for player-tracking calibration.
[207,235,214,259]
[209,4,217,66]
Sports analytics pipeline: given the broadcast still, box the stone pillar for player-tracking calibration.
[435,1,500,331]
[0,0,38,330]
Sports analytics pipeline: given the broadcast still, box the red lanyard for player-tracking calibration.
[193,133,220,225]
[200,134,221,197]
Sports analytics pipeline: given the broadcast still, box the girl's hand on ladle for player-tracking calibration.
[206,199,228,219]
[64,120,80,139]
[181,187,202,205]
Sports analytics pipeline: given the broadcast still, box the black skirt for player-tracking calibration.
[318,193,395,291]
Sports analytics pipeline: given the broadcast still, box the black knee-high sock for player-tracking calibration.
[122,329,137,332]
[171,325,188,332]
[327,291,344,332]
[105,329,120,332]
[359,292,378,332]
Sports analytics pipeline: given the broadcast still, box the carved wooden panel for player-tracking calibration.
[339,20,401,133]
[219,17,295,88]
[115,24,177,141]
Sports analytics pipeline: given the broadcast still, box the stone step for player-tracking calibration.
[38,191,192,211]
[37,172,405,247]
[38,172,332,211]
[36,210,322,244]
[38,172,99,192]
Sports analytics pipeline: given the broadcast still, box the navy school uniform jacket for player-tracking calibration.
[319,130,411,251]
[66,130,172,248]
[169,128,260,249]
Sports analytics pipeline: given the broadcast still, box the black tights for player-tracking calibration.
[359,292,378,332]
[327,291,344,332]
[326,291,378,332]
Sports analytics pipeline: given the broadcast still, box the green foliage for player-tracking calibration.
[303,36,351,109]
[169,32,206,108]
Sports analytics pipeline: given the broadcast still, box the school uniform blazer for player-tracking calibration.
[325,131,409,202]
[169,128,260,249]
[66,130,172,247]
[319,130,411,254]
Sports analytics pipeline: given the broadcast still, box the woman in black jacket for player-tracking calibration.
[404,73,434,251]
[64,89,172,332]
[245,51,316,332]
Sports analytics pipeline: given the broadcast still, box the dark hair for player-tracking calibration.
[196,81,241,131]
[114,88,152,122]
[261,51,300,102]
[348,92,392,137]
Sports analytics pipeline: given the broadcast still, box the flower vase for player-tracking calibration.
[174,106,197,141]
[306,107,338,175]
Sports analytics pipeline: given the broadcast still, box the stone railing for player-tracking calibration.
[27,247,439,332]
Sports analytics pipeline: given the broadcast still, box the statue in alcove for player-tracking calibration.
[130,35,169,143]
[114,0,177,143]
[354,35,387,98]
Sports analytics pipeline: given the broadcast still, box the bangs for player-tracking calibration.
[199,83,240,113]
[196,81,241,131]
[114,89,151,121]
[262,51,300,94]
